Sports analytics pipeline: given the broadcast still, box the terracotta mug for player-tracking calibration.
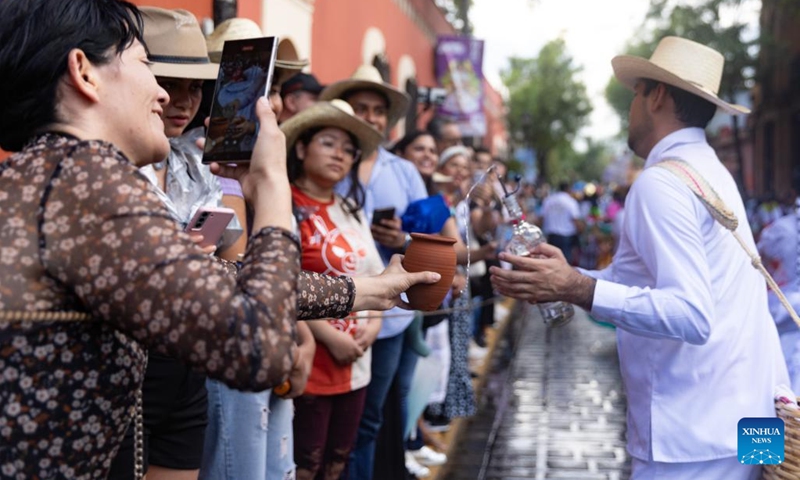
[402,233,457,311]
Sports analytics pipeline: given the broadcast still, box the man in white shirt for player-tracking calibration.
[490,36,788,479]
[541,181,581,263]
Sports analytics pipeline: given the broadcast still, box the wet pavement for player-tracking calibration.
[444,304,631,480]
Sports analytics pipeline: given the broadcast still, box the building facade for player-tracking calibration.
[750,0,800,199]
[0,0,506,160]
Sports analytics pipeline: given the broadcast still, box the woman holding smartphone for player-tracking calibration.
[0,1,438,478]
[282,100,385,480]
[107,8,249,479]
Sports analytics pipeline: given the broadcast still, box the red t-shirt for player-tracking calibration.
[292,186,382,395]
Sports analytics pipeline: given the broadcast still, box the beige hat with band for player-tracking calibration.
[319,64,411,129]
[280,100,383,160]
[612,36,749,115]
[206,18,308,82]
[140,7,219,80]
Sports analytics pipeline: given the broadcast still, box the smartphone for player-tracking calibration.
[202,36,279,164]
[184,206,236,249]
[371,207,396,226]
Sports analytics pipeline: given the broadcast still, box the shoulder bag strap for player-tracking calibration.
[654,158,800,329]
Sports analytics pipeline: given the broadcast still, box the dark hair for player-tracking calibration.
[613,185,629,205]
[558,182,570,192]
[391,130,438,195]
[426,116,458,141]
[342,88,390,109]
[473,146,491,156]
[0,0,145,151]
[287,126,366,216]
[641,79,717,129]
[390,130,434,157]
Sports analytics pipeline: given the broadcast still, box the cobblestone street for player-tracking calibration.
[444,305,631,480]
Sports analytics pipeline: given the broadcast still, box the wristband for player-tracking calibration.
[402,233,412,252]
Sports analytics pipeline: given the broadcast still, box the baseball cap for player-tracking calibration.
[280,72,324,97]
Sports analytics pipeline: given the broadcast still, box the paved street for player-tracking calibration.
[444,305,631,480]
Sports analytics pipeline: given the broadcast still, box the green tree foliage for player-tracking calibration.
[604,0,756,135]
[502,38,592,183]
[547,140,613,185]
[435,0,473,34]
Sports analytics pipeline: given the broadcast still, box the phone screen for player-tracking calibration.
[202,36,279,164]
[371,207,396,226]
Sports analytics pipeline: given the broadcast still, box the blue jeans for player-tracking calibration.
[471,294,483,339]
[200,380,295,480]
[349,331,419,480]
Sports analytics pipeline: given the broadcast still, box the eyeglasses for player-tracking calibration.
[312,135,361,161]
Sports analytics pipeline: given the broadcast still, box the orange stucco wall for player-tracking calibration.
[310,0,440,88]
[129,0,262,26]
[130,0,212,20]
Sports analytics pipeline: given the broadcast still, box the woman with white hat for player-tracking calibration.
[281,100,385,480]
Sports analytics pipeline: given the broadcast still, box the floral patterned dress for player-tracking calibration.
[0,133,355,479]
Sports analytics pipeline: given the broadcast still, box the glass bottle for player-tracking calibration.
[501,192,575,328]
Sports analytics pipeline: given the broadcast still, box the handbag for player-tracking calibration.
[654,159,800,479]
[0,310,146,480]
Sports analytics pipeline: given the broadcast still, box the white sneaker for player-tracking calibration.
[411,446,447,466]
[405,451,431,478]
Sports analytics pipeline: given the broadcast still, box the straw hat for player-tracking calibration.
[281,99,383,160]
[206,18,308,81]
[319,65,411,129]
[432,172,453,183]
[140,7,219,80]
[438,145,471,167]
[612,36,749,115]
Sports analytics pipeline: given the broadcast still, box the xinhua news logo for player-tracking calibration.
[738,417,784,465]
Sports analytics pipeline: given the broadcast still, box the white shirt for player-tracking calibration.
[542,191,580,236]
[758,205,799,289]
[583,128,788,462]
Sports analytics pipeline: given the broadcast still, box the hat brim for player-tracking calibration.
[611,55,750,115]
[150,61,219,81]
[432,172,453,183]
[319,80,410,129]
[280,103,384,161]
[275,64,306,85]
[276,58,309,70]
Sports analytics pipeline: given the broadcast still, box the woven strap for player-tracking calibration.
[0,310,92,322]
[655,159,800,329]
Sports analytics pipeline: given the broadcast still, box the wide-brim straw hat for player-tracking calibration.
[319,65,411,129]
[140,7,219,80]
[206,18,308,82]
[612,36,749,115]
[281,99,383,160]
[432,172,453,183]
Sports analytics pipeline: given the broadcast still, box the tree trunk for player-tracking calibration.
[537,148,548,185]
[731,115,747,200]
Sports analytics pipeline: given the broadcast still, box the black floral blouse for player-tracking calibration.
[0,134,355,479]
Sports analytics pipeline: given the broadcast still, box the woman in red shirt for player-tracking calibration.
[281,100,384,480]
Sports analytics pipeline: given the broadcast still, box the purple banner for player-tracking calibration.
[435,35,486,137]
